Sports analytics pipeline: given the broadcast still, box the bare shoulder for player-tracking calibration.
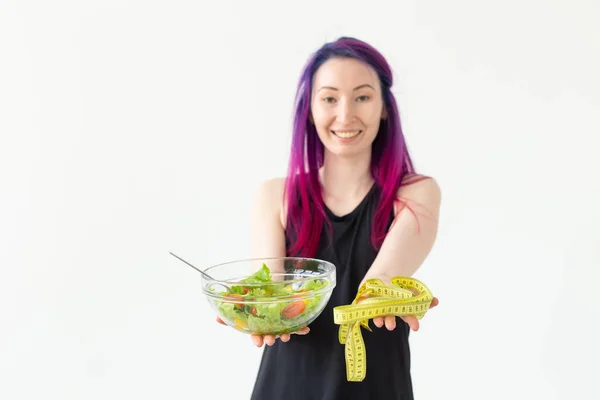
[254,177,286,204]
[397,174,442,216]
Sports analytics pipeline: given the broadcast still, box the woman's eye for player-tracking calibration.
[357,95,370,102]
[323,97,336,103]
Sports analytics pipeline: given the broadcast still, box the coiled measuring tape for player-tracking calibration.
[333,277,434,382]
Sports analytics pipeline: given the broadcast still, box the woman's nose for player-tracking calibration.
[336,100,355,124]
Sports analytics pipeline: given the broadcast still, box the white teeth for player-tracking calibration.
[333,130,361,138]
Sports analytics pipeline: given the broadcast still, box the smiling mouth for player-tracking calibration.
[331,130,362,139]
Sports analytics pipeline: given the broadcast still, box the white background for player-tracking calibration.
[1,0,599,399]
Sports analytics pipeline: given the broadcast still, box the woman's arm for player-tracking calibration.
[246,178,310,346]
[361,177,442,331]
[250,178,287,261]
[364,177,441,282]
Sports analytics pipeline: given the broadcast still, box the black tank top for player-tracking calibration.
[251,184,413,400]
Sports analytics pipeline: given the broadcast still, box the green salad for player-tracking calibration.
[213,264,329,334]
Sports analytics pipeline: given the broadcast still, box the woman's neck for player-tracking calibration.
[319,151,374,200]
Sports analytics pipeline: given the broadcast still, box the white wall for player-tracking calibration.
[1,1,599,399]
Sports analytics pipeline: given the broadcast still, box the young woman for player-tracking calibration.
[222,36,441,400]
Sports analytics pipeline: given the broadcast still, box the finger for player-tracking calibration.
[216,317,226,325]
[293,327,310,335]
[384,315,396,331]
[251,334,264,347]
[401,316,420,331]
[264,335,277,346]
[430,297,439,308]
[373,317,384,328]
[280,333,291,342]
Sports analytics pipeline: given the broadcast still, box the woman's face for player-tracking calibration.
[310,57,386,159]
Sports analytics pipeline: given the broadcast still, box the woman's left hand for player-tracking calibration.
[357,281,439,332]
[376,296,439,331]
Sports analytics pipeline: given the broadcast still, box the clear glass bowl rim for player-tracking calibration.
[201,256,337,302]
[201,256,336,284]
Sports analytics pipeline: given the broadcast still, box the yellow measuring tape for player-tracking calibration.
[333,277,434,382]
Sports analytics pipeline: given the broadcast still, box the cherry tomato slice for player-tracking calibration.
[282,301,306,318]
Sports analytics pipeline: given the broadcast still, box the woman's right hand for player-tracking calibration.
[216,317,310,347]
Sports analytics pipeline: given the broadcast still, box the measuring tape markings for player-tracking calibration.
[333,277,434,382]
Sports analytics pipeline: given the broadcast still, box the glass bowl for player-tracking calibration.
[201,257,336,336]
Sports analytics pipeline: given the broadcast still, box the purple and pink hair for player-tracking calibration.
[284,36,423,257]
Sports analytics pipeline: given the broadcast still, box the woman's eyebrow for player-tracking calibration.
[317,84,375,93]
